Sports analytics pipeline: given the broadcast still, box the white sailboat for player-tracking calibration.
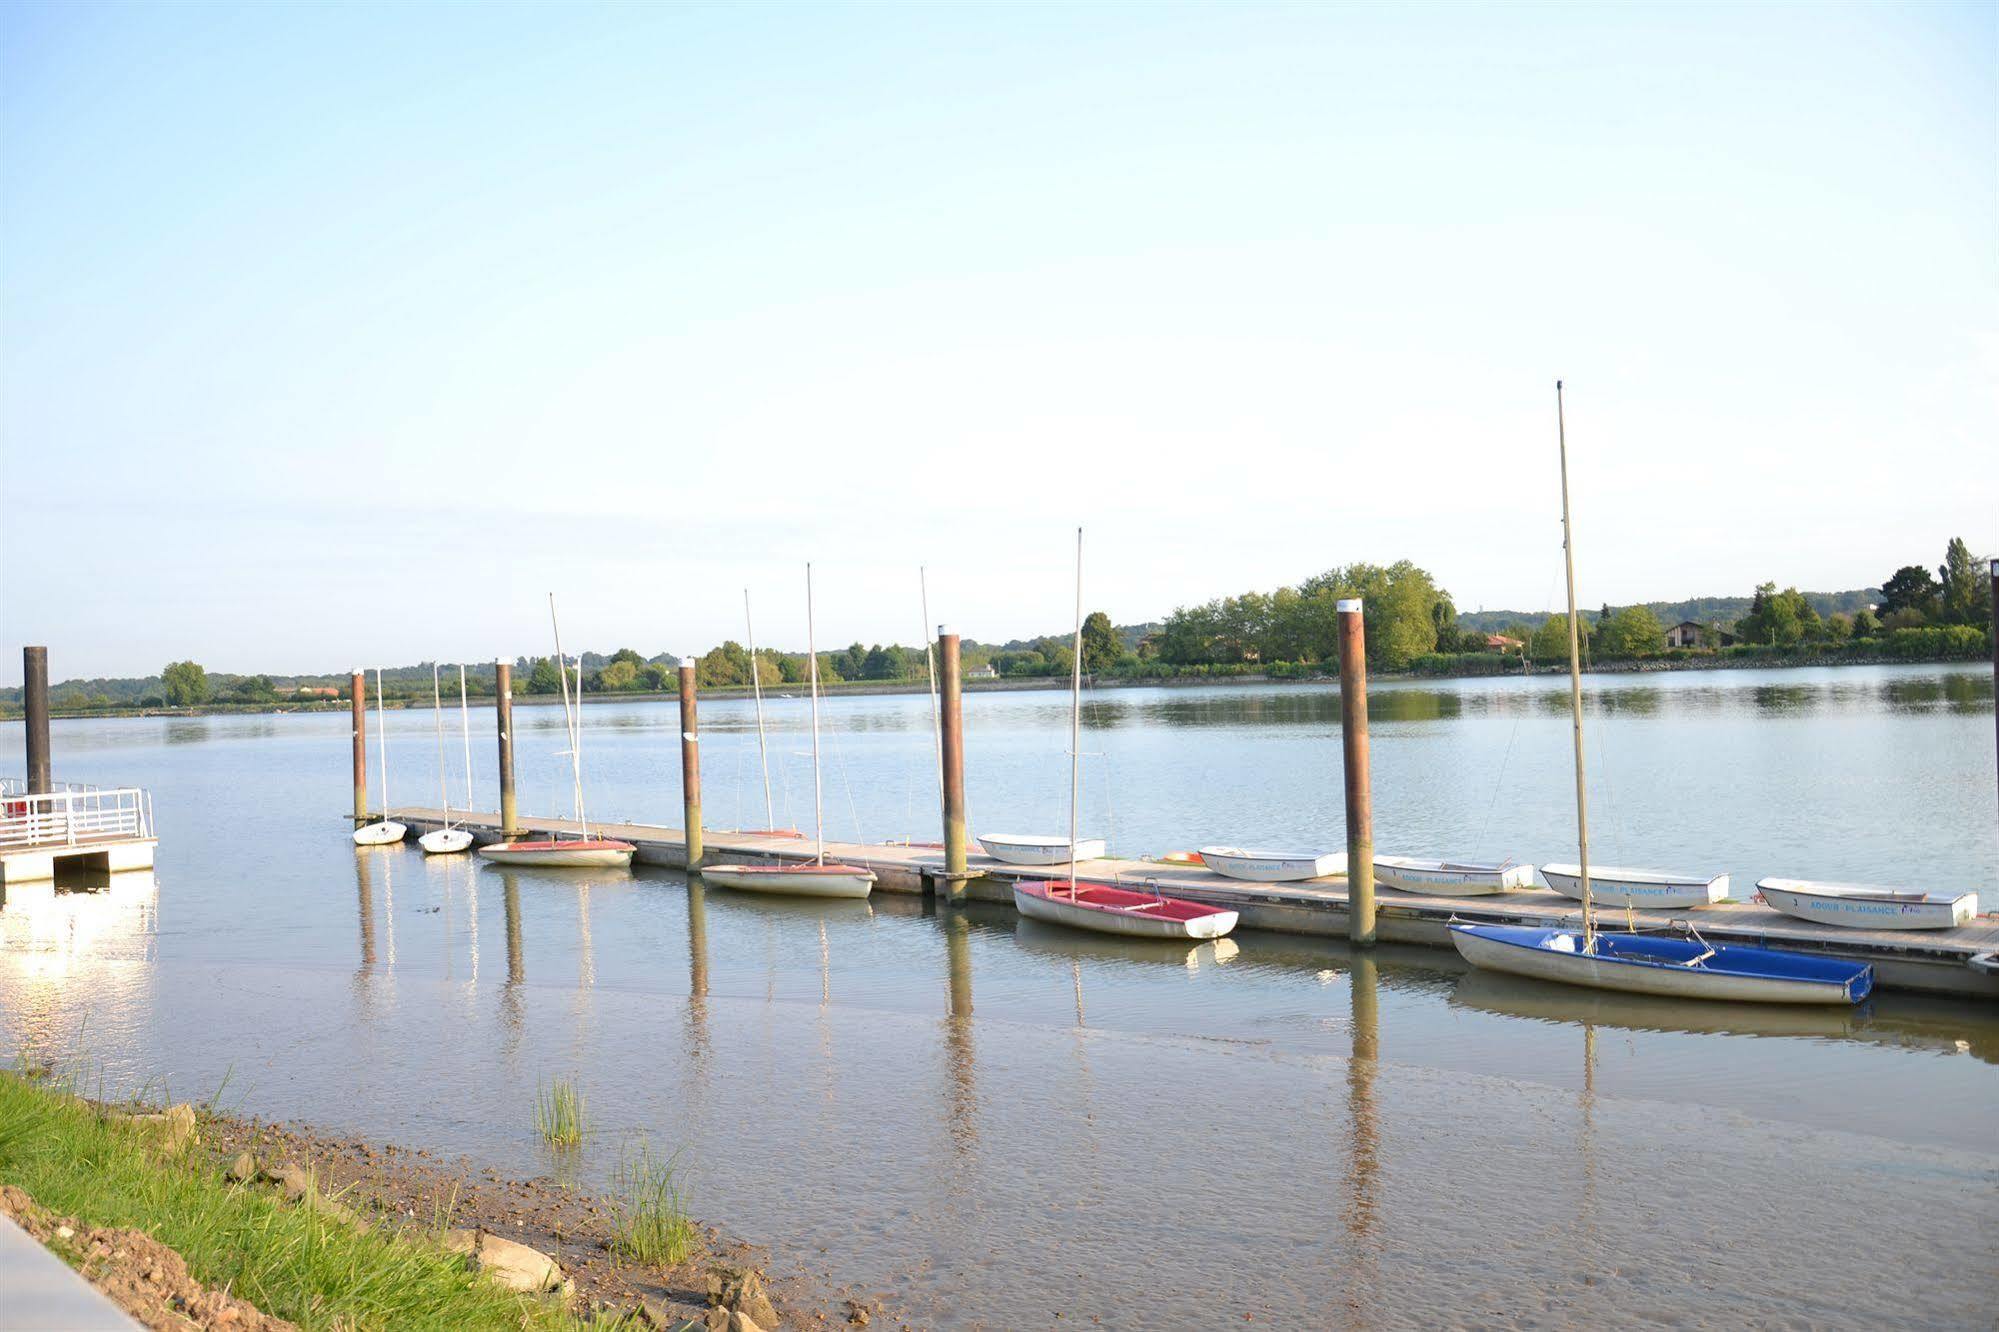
[419,664,474,855]
[1449,382,1872,1005]
[1013,529,1238,941]
[702,565,876,899]
[1757,878,1976,931]
[1542,864,1727,909]
[479,597,635,869]
[1199,847,1347,882]
[352,668,406,846]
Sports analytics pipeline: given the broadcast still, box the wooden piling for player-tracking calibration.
[494,662,518,839]
[23,647,50,795]
[1336,599,1375,947]
[938,628,969,896]
[679,660,702,869]
[349,670,367,823]
[1990,558,1997,834]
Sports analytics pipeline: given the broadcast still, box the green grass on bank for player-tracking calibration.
[0,1071,620,1331]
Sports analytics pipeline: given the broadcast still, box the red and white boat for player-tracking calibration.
[1014,879,1238,941]
[480,837,634,869]
[701,862,874,899]
[703,564,875,901]
[479,595,635,873]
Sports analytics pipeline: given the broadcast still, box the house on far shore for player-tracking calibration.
[965,662,999,680]
[1665,621,1736,649]
[1484,634,1524,653]
[283,684,341,698]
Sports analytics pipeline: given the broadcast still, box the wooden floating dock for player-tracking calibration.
[381,806,1999,1001]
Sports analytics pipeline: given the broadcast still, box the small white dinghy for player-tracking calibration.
[979,833,1108,866]
[352,667,406,846]
[1374,856,1533,896]
[1757,878,1977,931]
[419,664,475,856]
[702,863,876,899]
[1198,846,1347,882]
[701,564,874,901]
[1542,864,1727,909]
[480,838,633,869]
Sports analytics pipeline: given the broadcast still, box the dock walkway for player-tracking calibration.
[381,806,1999,1000]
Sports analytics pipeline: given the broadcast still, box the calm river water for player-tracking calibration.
[3,664,1996,1327]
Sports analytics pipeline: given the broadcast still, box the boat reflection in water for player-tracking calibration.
[0,870,161,1062]
[1449,968,1999,1063]
[1010,916,1239,971]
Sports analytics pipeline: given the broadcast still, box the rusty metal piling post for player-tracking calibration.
[938,628,969,897]
[349,669,368,823]
[1336,599,1375,947]
[495,661,518,839]
[1990,559,1998,834]
[23,646,51,795]
[679,659,702,869]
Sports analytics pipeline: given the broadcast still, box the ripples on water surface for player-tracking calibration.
[2,664,1996,1327]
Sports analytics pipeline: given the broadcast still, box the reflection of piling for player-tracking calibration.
[354,848,376,970]
[495,662,518,838]
[24,647,51,795]
[503,876,524,985]
[686,877,710,998]
[679,661,702,868]
[1336,600,1375,946]
[938,629,969,896]
[943,911,978,1150]
[1343,951,1381,1265]
[349,670,367,822]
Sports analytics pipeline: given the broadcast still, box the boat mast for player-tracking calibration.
[374,668,390,822]
[432,664,449,828]
[457,663,474,815]
[549,593,589,840]
[1067,527,1083,899]
[745,589,775,830]
[921,566,943,803]
[1555,380,1595,950]
[807,563,826,866]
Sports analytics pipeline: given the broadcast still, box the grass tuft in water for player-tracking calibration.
[533,1078,585,1148]
[608,1142,697,1266]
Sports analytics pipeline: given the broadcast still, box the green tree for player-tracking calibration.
[1850,607,1881,637]
[609,647,647,669]
[527,657,565,695]
[161,660,209,706]
[861,644,912,680]
[1825,612,1853,643]
[1529,614,1578,664]
[1080,611,1122,673]
[1595,606,1665,657]
[1879,565,1939,621]
[698,642,753,687]
[599,660,640,691]
[1937,537,1988,626]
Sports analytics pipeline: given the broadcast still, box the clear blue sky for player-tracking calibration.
[2,1,1992,682]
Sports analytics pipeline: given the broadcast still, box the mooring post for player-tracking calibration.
[679,658,702,869]
[494,661,518,839]
[938,627,969,898]
[1990,558,1998,834]
[1337,599,1376,947]
[349,669,367,824]
[22,646,51,795]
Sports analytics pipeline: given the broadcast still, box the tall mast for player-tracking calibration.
[549,593,589,839]
[921,566,943,802]
[1067,527,1084,899]
[374,668,390,819]
[457,663,474,814]
[432,663,449,826]
[806,563,826,865]
[745,589,775,830]
[1556,380,1594,949]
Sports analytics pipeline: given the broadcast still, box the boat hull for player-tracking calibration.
[1375,857,1533,896]
[1449,923,1871,1005]
[1541,864,1728,909]
[1757,881,1974,931]
[352,821,406,846]
[1013,881,1238,940]
[478,839,635,868]
[418,828,474,855]
[979,835,1108,866]
[702,863,875,899]
[1198,847,1347,882]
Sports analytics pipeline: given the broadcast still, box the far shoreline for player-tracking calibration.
[2,650,1986,723]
